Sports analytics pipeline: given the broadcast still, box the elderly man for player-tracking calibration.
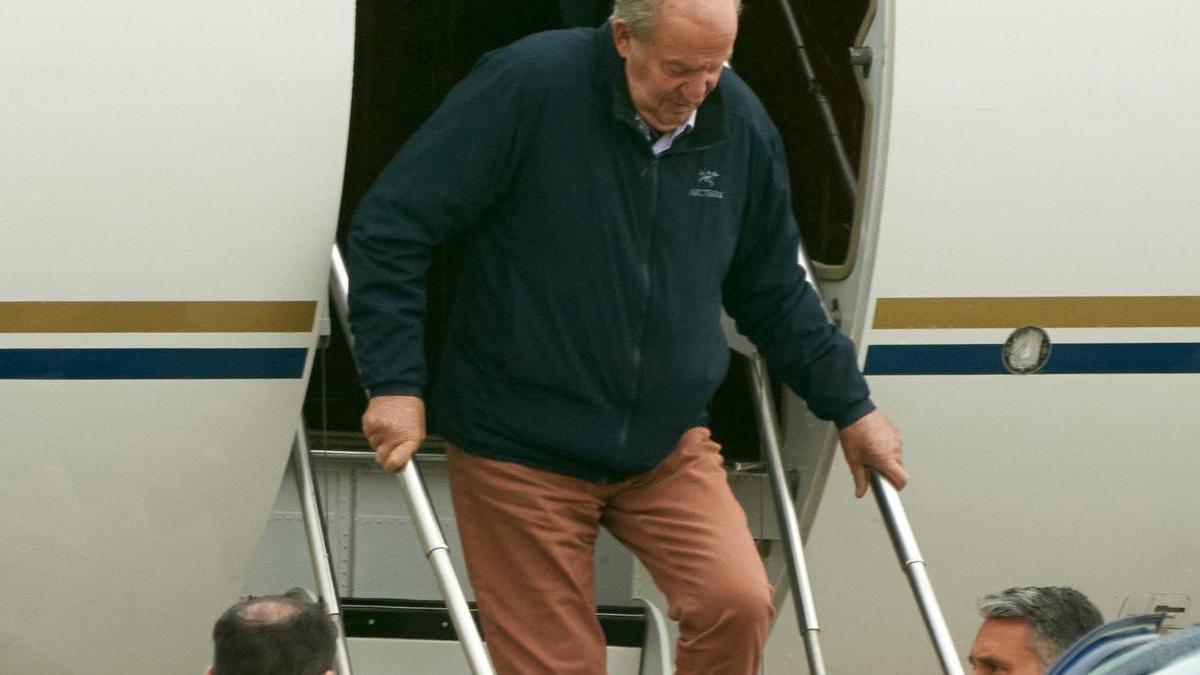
[969,586,1104,674]
[207,593,336,675]
[347,0,905,672]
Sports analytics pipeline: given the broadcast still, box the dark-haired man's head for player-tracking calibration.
[207,593,336,675]
[969,586,1103,674]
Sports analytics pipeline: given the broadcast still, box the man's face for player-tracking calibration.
[612,0,737,132]
[969,618,1047,675]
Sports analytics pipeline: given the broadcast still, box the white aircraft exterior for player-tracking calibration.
[1,0,353,671]
[2,1,1198,673]
[801,1,1200,672]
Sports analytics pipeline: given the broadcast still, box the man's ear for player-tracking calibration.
[612,20,634,59]
[204,667,215,675]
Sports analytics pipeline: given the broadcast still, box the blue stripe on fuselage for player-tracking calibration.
[0,348,308,379]
[864,343,1200,376]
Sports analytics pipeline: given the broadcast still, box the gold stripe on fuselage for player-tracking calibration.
[0,301,317,333]
[873,296,1200,329]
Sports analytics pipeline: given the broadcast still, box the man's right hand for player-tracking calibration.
[361,395,426,473]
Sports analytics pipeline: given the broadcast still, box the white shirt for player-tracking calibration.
[637,110,698,156]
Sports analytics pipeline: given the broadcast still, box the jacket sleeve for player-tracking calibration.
[721,126,875,428]
[347,50,532,397]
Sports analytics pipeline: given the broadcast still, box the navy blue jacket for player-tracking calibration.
[348,24,874,483]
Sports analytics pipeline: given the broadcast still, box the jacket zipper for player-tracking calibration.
[615,154,659,470]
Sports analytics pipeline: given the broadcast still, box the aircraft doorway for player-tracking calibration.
[306,0,873,464]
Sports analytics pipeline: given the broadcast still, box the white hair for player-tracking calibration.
[609,0,743,42]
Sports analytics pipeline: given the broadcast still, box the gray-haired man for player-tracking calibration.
[968,586,1104,674]
[350,0,906,671]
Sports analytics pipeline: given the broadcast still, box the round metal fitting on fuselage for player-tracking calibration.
[1003,326,1052,374]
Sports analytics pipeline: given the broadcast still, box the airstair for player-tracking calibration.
[259,246,964,674]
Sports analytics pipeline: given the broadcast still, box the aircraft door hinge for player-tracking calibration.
[848,46,873,77]
[829,297,843,330]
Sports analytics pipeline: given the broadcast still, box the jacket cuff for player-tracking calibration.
[364,383,424,399]
[833,398,876,429]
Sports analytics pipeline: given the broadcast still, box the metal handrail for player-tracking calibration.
[737,298,960,672]
[747,355,828,675]
[748,351,963,674]
[776,0,859,200]
[772,4,962,668]
[633,597,673,675]
[292,421,355,675]
[871,472,965,675]
[329,243,496,675]
[309,448,445,464]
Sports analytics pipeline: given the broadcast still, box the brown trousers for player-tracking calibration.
[447,427,773,675]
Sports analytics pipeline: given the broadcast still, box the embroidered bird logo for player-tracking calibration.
[697,170,720,187]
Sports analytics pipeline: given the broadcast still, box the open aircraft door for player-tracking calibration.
[800,1,1200,672]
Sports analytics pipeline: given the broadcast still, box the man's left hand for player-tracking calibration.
[839,409,906,499]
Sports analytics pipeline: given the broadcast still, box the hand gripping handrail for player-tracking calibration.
[329,244,496,675]
[870,472,965,675]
